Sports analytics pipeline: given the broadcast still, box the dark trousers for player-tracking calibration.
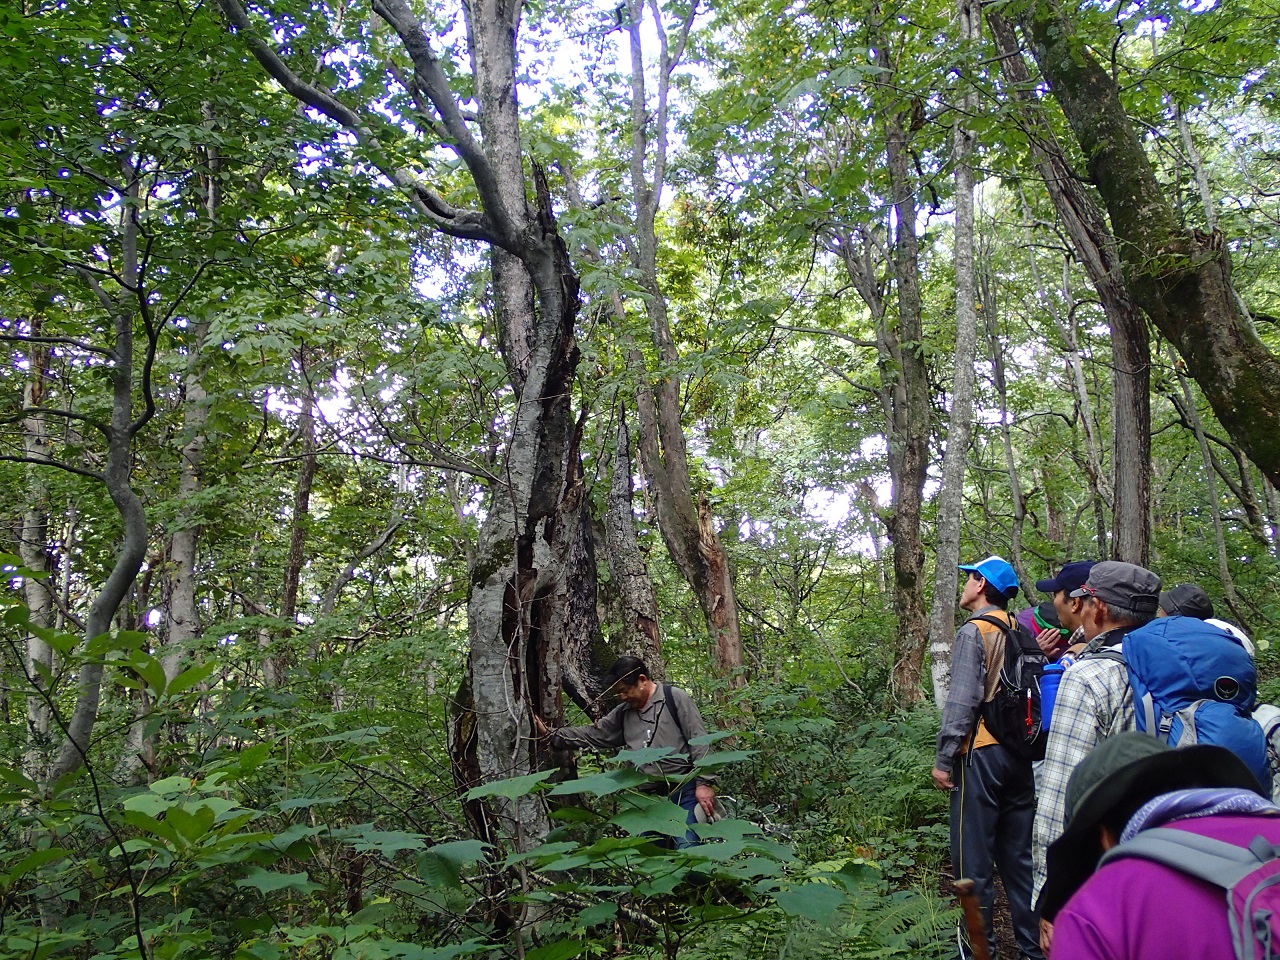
[950,744,1043,960]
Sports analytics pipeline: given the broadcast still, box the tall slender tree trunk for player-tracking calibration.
[990,12,1149,564]
[19,316,54,785]
[49,155,150,785]
[927,0,981,707]
[1174,353,1247,627]
[271,348,318,686]
[621,0,743,684]
[984,268,1031,591]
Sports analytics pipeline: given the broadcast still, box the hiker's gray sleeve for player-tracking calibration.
[551,703,627,752]
[670,687,717,786]
[935,621,985,774]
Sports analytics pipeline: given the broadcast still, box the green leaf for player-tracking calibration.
[693,819,762,842]
[612,746,678,767]
[151,776,194,795]
[465,769,555,801]
[4,848,69,880]
[576,902,617,928]
[607,795,691,838]
[167,661,218,696]
[524,941,582,960]
[772,882,847,923]
[691,750,756,772]
[418,839,488,888]
[126,651,168,696]
[342,830,426,855]
[86,629,148,656]
[503,841,579,867]
[548,767,650,797]
[235,869,320,894]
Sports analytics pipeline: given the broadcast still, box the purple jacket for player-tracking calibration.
[1053,814,1280,959]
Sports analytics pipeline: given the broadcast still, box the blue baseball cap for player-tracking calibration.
[958,556,1019,598]
[1036,560,1096,596]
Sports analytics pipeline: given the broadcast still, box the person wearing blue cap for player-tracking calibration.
[932,556,1044,959]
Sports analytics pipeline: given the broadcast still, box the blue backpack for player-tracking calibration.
[1098,616,1269,788]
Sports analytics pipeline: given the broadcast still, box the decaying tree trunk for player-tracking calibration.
[1016,0,1280,488]
[603,410,663,670]
[221,0,593,852]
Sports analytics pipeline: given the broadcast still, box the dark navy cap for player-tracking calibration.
[1036,560,1097,596]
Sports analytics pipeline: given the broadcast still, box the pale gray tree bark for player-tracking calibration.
[603,410,663,670]
[927,0,981,708]
[983,264,1032,593]
[46,154,152,785]
[19,317,55,785]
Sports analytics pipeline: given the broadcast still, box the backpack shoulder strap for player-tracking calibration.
[1098,827,1271,889]
[969,613,1024,654]
[663,684,689,744]
[1089,647,1127,667]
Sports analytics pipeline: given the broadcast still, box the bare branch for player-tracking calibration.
[0,406,111,437]
[370,0,521,246]
[777,324,878,349]
[216,0,503,247]
[0,334,114,358]
[0,454,105,483]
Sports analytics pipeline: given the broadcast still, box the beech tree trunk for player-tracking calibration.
[221,0,594,853]
[990,11,1150,565]
[1017,0,1280,488]
[19,314,54,785]
[927,0,981,708]
[603,410,663,670]
[984,268,1032,591]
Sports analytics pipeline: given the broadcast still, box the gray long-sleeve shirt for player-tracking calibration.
[550,684,716,784]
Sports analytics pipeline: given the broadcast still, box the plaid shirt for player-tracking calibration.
[1031,630,1134,903]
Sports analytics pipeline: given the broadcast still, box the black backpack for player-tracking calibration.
[972,614,1050,762]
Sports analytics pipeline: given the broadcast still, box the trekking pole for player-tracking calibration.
[953,878,992,960]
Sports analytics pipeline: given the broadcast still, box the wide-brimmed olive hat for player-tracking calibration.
[1038,733,1263,921]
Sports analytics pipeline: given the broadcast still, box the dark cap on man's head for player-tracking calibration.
[1069,561,1161,617]
[1036,560,1096,596]
[1159,583,1215,620]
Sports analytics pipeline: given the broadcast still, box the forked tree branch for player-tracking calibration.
[216,0,506,248]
